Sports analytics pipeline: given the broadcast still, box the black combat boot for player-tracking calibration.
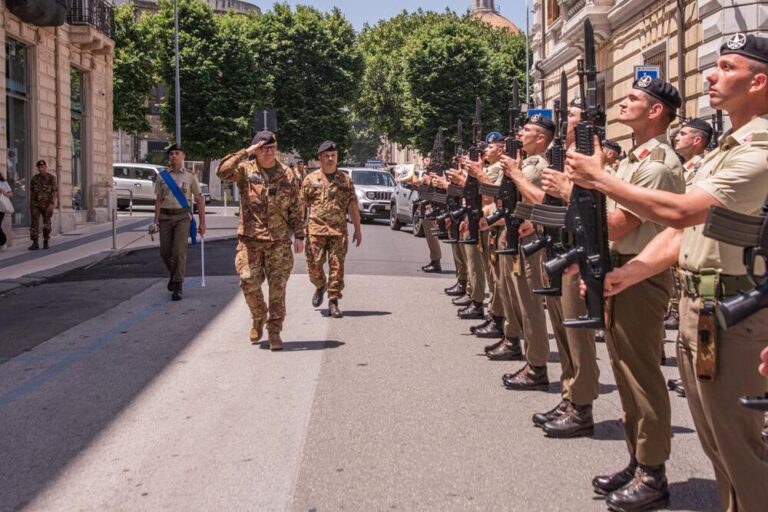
[543,403,594,438]
[606,464,669,511]
[28,239,39,250]
[42,239,49,249]
[452,294,472,307]
[532,399,570,428]
[592,458,638,496]
[470,316,492,335]
[486,337,523,360]
[458,301,484,320]
[483,338,504,354]
[328,299,343,318]
[312,285,327,307]
[475,316,503,338]
[171,282,182,301]
[503,364,549,391]
[421,260,442,273]
[444,280,467,296]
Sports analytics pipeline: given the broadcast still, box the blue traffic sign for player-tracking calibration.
[527,109,553,120]
[634,66,661,82]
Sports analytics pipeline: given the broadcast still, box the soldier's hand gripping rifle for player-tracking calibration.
[456,97,484,245]
[525,71,570,296]
[442,119,468,244]
[542,19,612,328]
[426,129,450,238]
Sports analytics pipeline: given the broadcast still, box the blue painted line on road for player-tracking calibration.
[0,301,164,410]
[2,351,85,363]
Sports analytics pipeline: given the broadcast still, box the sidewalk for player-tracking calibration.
[0,209,239,293]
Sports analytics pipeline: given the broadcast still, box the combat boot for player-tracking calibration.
[312,285,327,307]
[470,316,492,335]
[268,331,283,351]
[532,399,570,428]
[543,403,594,438]
[458,301,484,320]
[475,316,503,338]
[250,318,266,345]
[486,337,523,360]
[328,299,343,318]
[503,364,549,391]
[452,294,472,307]
[28,239,39,250]
[42,240,49,249]
[592,458,638,496]
[444,280,466,296]
[483,338,504,354]
[171,282,182,301]
[421,260,441,273]
[606,464,669,511]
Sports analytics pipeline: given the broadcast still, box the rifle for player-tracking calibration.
[457,98,484,245]
[541,19,612,328]
[442,119,467,244]
[425,129,450,238]
[702,197,768,411]
[525,71,570,296]
[707,110,723,151]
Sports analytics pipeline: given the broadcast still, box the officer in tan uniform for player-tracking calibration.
[153,145,206,301]
[301,141,362,318]
[416,156,443,273]
[217,131,305,350]
[566,36,768,511]
[603,139,623,174]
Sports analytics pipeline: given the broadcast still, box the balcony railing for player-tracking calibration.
[68,0,115,39]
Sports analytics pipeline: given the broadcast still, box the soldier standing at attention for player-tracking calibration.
[302,141,362,318]
[153,145,206,302]
[417,156,443,273]
[217,131,304,350]
[29,159,57,250]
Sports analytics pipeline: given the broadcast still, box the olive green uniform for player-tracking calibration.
[678,116,768,511]
[606,136,684,466]
[29,172,57,242]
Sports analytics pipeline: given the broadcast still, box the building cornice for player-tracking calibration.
[606,0,653,29]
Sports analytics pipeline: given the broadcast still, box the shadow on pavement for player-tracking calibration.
[668,478,719,511]
[592,420,696,442]
[257,340,345,351]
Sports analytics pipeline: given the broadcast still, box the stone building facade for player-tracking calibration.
[1,4,115,245]
[530,0,766,148]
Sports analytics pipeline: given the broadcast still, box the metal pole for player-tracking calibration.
[174,0,181,145]
[525,0,530,104]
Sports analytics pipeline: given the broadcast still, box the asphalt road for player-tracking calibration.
[0,220,719,511]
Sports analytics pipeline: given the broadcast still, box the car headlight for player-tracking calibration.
[365,191,375,200]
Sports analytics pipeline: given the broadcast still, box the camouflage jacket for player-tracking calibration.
[217,150,304,242]
[301,169,357,237]
[30,172,57,206]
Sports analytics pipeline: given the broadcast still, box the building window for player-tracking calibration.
[546,0,560,25]
[5,38,30,227]
[644,42,667,81]
[71,67,86,211]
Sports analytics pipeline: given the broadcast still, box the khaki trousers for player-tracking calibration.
[678,295,768,512]
[605,269,672,466]
[496,228,523,338]
[481,230,504,317]
[463,242,485,303]
[547,273,599,405]
[422,218,442,262]
[159,212,191,283]
[507,233,549,367]
[452,243,467,282]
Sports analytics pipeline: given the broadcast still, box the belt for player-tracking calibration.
[610,252,637,268]
[677,269,752,299]
[160,207,190,215]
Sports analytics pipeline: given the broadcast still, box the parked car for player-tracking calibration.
[339,167,395,222]
[113,163,211,210]
[389,164,426,237]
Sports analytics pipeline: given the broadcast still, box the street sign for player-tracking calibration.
[634,65,661,82]
[527,108,553,120]
[253,109,277,132]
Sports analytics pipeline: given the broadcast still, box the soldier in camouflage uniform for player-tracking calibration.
[217,131,305,351]
[301,141,362,318]
[29,159,57,250]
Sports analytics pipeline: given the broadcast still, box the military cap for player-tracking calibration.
[166,144,184,154]
[632,76,682,110]
[36,159,47,166]
[252,130,276,146]
[720,33,768,64]
[526,114,556,134]
[682,118,714,143]
[318,140,338,154]
[570,97,584,109]
[485,131,504,144]
[602,139,622,155]
[296,159,305,164]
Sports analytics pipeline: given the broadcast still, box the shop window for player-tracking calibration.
[5,38,29,227]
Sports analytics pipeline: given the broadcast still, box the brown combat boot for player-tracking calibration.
[268,331,283,351]
[502,363,549,391]
[606,464,669,511]
[250,318,265,345]
[543,403,594,438]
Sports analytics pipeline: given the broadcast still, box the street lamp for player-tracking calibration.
[174,0,181,145]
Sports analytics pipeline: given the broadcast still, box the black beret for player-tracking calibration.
[166,144,183,154]
[602,139,622,154]
[36,159,47,166]
[252,130,276,146]
[318,140,338,154]
[570,97,584,109]
[526,114,556,134]
[720,33,768,65]
[632,76,681,110]
[682,118,714,141]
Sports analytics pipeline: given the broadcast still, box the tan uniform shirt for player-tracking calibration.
[609,136,685,255]
[154,168,202,209]
[485,161,504,185]
[679,115,768,275]
[521,154,548,188]
[682,154,704,188]
[301,169,358,237]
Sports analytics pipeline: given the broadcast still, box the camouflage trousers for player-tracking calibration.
[306,234,348,300]
[30,204,53,240]
[235,239,294,333]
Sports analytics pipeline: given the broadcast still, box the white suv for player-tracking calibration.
[113,163,211,210]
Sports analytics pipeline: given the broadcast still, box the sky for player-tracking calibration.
[251,1,530,32]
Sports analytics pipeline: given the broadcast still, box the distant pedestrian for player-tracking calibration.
[0,171,13,249]
[29,160,57,250]
[153,145,206,301]
[295,160,307,181]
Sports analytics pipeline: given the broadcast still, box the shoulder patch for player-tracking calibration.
[650,147,666,163]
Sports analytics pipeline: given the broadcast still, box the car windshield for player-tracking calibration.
[350,170,394,187]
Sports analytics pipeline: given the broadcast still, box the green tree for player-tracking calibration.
[345,116,382,165]
[113,3,155,136]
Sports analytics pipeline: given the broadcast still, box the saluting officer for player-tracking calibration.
[301,141,362,318]
[217,131,305,351]
[566,35,768,512]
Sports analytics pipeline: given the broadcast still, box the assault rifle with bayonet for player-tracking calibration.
[440,120,467,243]
[707,110,724,151]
